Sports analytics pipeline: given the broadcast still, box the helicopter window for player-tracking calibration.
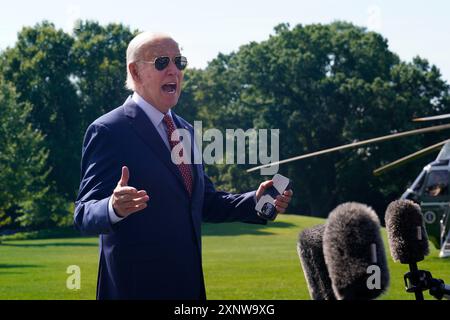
[424,170,449,197]
[412,171,426,193]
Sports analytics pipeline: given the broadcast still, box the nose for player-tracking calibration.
[166,58,179,75]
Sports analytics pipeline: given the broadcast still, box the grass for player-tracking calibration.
[0,214,448,300]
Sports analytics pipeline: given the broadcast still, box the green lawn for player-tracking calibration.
[0,214,448,300]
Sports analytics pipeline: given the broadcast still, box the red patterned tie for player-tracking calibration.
[163,114,193,196]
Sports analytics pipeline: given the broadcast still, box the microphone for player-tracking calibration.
[323,202,390,300]
[385,199,450,300]
[297,224,336,300]
[385,199,429,264]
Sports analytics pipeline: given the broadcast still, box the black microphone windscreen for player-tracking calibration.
[297,224,336,300]
[385,199,429,264]
[323,202,390,300]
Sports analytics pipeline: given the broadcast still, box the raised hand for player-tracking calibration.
[112,166,149,218]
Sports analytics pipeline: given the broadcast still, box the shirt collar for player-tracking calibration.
[132,92,172,128]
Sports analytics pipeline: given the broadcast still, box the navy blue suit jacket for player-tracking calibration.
[74,97,266,300]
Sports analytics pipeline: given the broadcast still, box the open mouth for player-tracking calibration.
[162,82,177,94]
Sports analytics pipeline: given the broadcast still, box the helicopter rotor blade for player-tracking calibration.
[247,123,450,173]
[413,114,450,122]
[372,139,450,176]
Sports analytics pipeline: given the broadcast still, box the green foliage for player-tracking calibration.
[191,22,450,216]
[0,78,50,228]
[71,21,136,131]
[0,226,80,241]
[0,21,137,229]
[176,68,203,123]
[1,21,81,201]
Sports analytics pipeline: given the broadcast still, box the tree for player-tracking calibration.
[0,21,137,205]
[194,22,450,217]
[71,21,136,131]
[1,21,81,201]
[0,78,51,228]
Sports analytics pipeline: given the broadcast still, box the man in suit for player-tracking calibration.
[74,32,293,300]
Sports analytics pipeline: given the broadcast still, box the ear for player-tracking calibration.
[129,62,141,83]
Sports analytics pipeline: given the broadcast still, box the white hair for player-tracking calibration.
[125,31,177,91]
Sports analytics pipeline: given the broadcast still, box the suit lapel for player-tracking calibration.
[123,98,188,196]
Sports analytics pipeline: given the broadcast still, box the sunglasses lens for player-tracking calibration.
[155,57,170,71]
[175,56,188,70]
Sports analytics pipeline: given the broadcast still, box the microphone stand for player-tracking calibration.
[404,266,450,300]
[405,263,424,300]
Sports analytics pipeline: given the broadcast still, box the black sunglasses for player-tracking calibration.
[140,56,188,71]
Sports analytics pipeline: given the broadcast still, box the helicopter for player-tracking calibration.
[399,143,450,258]
[247,114,450,258]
